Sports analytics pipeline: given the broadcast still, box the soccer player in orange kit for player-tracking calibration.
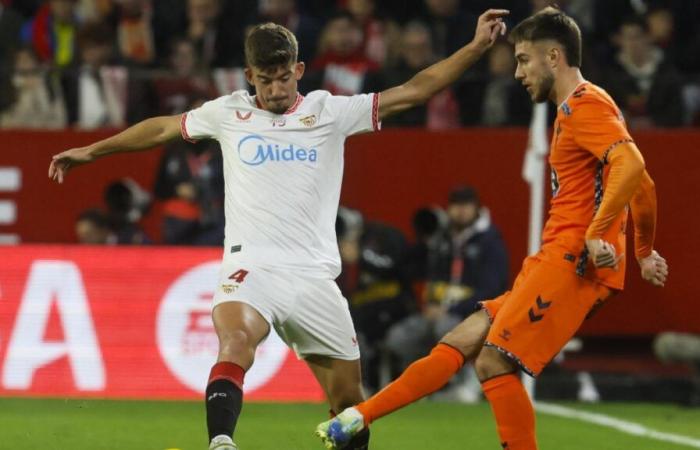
[317,7,669,450]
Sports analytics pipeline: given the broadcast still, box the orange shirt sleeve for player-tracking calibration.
[585,143,645,239]
[630,170,657,259]
[569,96,633,161]
[566,94,644,240]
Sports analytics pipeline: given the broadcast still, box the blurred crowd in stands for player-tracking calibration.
[336,186,509,395]
[1,0,700,130]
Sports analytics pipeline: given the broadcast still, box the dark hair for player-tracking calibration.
[448,186,480,206]
[412,207,440,237]
[245,23,298,69]
[509,7,582,67]
[77,208,109,228]
[620,15,649,33]
[77,22,114,48]
[327,9,359,27]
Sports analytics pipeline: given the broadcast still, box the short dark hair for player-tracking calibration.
[509,7,582,67]
[77,22,114,49]
[77,208,108,228]
[448,186,479,206]
[245,23,298,70]
[620,15,649,33]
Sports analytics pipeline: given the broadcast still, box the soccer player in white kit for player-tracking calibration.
[49,10,508,450]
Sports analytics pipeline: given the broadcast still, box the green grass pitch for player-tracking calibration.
[2,397,699,449]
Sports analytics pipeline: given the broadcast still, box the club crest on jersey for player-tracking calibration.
[221,284,238,294]
[235,110,252,122]
[237,134,318,166]
[299,114,316,127]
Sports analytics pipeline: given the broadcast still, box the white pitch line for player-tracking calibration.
[535,402,700,449]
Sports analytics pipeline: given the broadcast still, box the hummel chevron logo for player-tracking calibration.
[528,296,552,323]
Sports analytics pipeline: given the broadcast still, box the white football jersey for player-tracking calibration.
[181,90,380,278]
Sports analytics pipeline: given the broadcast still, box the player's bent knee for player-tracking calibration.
[474,346,517,382]
[218,329,256,361]
[441,310,490,359]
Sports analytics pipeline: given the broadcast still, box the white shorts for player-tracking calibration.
[212,259,360,360]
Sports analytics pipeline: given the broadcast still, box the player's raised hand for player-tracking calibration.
[639,250,668,287]
[586,239,623,270]
[471,9,509,53]
[48,146,95,184]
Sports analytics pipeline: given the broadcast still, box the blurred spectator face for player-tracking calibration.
[324,16,363,56]
[401,23,433,69]
[347,0,374,22]
[188,0,220,24]
[488,42,515,77]
[12,49,42,89]
[260,0,295,19]
[78,23,114,68]
[619,22,651,66]
[120,0,149,16]
[14,48,40,74]
[81,40,112,68]
[425,0,458,18]
[171,40,197,77]
[50,0,76,23]
[75,218,110,244]
[447,201,479,229]
[647,9,674,45]
[514,41,556,103]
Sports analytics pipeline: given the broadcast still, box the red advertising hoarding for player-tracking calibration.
[0,245,325,401]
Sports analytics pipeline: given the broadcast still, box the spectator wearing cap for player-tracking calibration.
[384,186,509,382]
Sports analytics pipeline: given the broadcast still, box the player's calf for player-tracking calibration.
[206,362,245,448]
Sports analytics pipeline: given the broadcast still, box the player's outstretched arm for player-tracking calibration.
[630,170,668,286]
[585,142,646,268]
[377,8,508,120]
[48,115,182,183]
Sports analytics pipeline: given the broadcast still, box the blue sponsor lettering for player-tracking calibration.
[237,134,318,166]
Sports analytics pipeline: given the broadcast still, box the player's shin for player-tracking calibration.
[482,373,537,450]
[356,343,465,424]
[206,362,245,445]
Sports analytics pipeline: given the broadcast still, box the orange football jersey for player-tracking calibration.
[539,82,634,290]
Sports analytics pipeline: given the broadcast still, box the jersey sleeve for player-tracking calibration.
[569,96,633,161]
[326,93,381,136]
[181,96,225,142]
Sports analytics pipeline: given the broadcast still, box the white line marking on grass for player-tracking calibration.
[536,402,700,449]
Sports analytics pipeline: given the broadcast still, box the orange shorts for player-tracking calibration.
[480,256,614,377]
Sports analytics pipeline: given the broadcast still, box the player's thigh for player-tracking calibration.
[277,277,360,361]
[306,355,364,411]
[440,309,491,361]
[485,260,612,376]
[211,260,276,367]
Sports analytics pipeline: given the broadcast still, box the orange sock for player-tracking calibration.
[482,374,537,450]
[356,343,464,425]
